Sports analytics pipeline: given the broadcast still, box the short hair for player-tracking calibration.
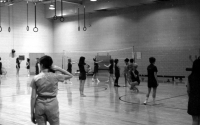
[114,59,119,64]
[27,58,30,62]
[39,55,53,69]
[124,58,129,62]
[191,58,200,75]
[130,58,134,63]
[149,57,156,64]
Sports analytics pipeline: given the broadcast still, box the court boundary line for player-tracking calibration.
[119,94,188,110]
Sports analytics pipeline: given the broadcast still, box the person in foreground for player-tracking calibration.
[30,55,73,125]
[187,58,200,125]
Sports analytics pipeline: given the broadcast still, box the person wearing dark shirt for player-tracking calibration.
[78,56,89,97]
[124,58,129,87]
[67,58,76,73]
[66,58,76,84]
[187,59,200,125]
[92,58,103,83]
[114,59,120,87]
[26,58,30,77]
[16,58,20,76]
[104,59,115,83]
[144,57,158,105]
[35,58,40,75]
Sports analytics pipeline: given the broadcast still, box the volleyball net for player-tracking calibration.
[0,46,198,78]
[47,47,133,73]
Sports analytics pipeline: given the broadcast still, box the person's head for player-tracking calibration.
[110,59,114,65]
[93,58,96,62]
[27,58,30,62]
[124,58,129,64]
[36,58,40,62]
[39,55,53,70]
[191,58,200,75]
[68,58,71,63]
[149,57,156,64]
[16,58,19,63]
[114,59,119,64]
[130,58,134,63]
[79,56,85,65]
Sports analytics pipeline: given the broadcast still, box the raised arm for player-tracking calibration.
[52,65,73,80]
[104,64,111,67]
[96,60,103,63]
[71,62,77,64]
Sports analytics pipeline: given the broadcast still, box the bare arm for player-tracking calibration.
[96,60,103,63]
[52,65,73,80]
[84,64,89,73]
[71,62,77,64]
[104,64,111,67]
[154,72,158,85]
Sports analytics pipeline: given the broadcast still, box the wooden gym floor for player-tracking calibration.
[0,74,190,125]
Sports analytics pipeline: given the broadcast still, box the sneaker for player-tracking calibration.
[114,85,120,87]
[143,101,147,105]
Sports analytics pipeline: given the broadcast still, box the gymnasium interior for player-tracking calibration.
[0,0,199,124]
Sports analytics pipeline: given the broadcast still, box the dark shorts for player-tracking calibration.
[148,81,158,88]
[93,68,98,74]
[79,73,86,80]
[26,66,30,69]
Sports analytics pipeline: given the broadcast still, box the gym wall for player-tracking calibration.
[53,0,200,77]
[0,2,53,53]
[0,2,53,76]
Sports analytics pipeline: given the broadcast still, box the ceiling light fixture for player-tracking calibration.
[90,0,97,1]
[49,4,55,10]
[8,2,14,6]
[49,0,55,10]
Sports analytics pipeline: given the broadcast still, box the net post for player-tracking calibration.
[132,46,135,61]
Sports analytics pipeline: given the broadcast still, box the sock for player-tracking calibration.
[144,97,148,104]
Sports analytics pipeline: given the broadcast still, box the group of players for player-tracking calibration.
[27,54,159,125]
[66,56,159,105]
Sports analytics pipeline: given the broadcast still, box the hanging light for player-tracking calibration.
[49,0,55,10]
[7,2,14,6]
[49,4,55,10]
